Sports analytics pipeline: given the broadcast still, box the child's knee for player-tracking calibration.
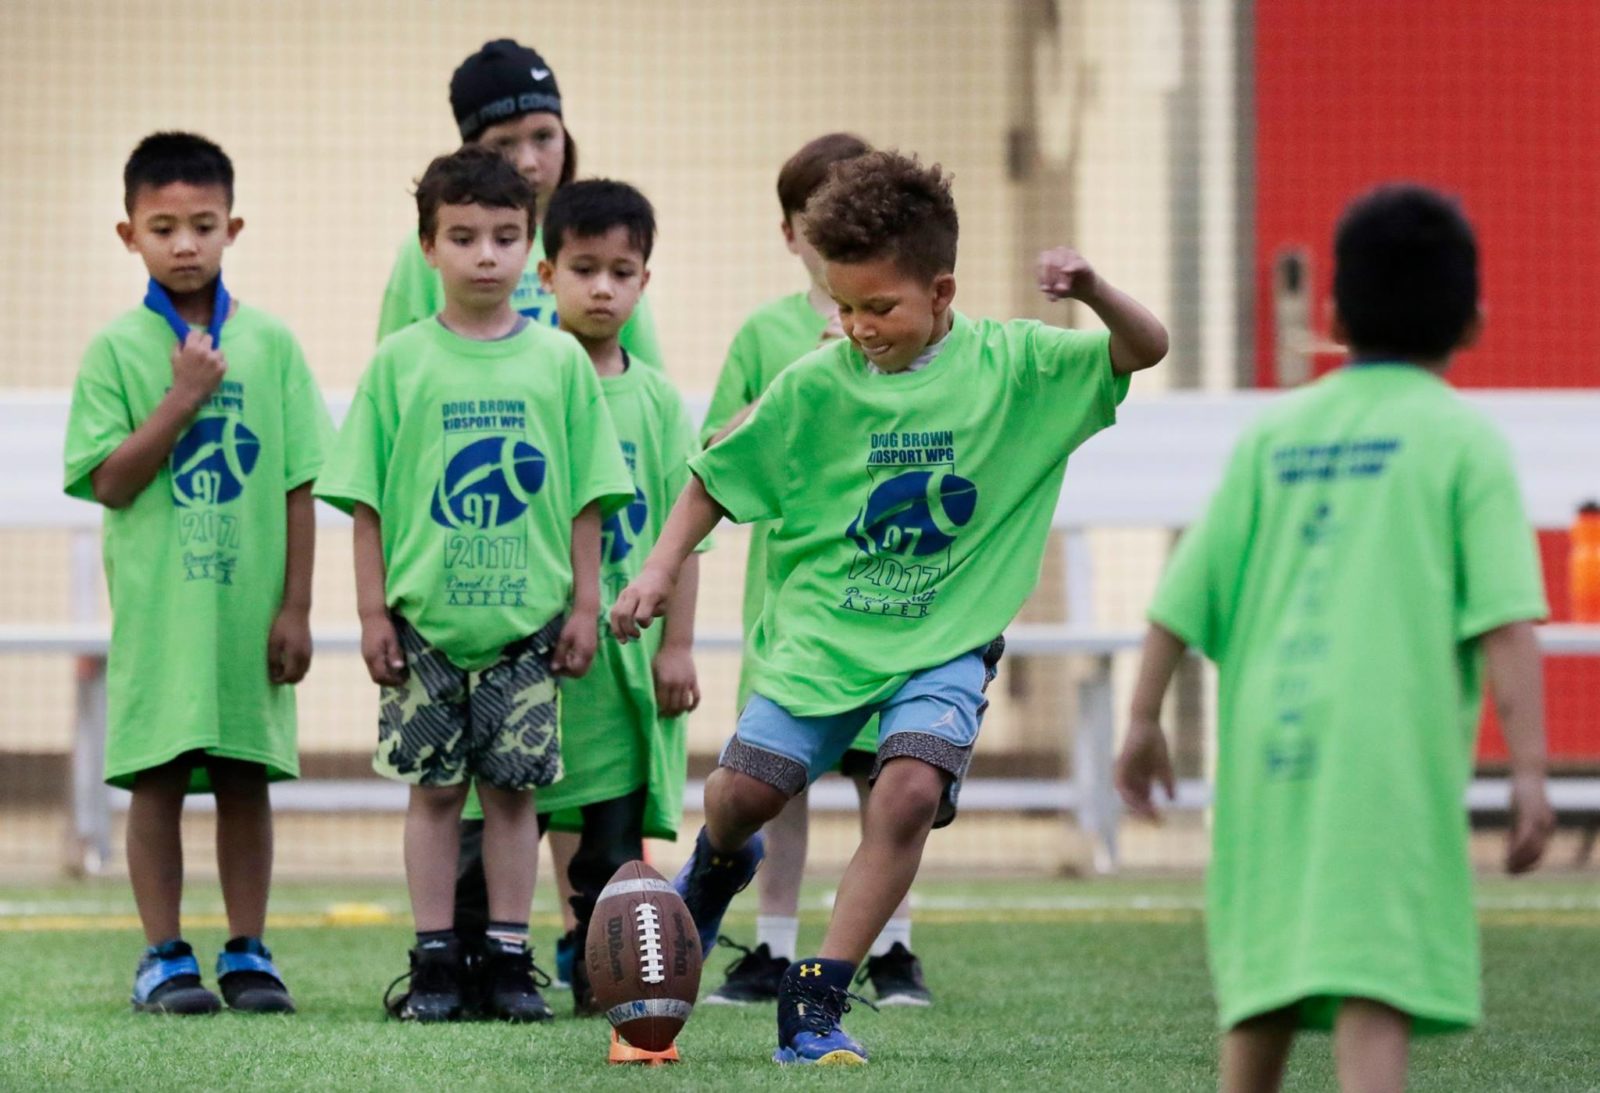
[871,758,948,833]
[707,767,790,827]
[411,782,471,815]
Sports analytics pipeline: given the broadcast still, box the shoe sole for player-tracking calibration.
[874,992,932,1007]
[773,1048,868,1066]
[225,990,296,1015]
[132,999,221,1016]
[703,992,776,1006]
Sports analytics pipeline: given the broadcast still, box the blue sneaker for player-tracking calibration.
[216,937,295,1013]
[672,827,764,957]
[553,930,575,991]
[132,939,221,1015]
[773,957,874,1066]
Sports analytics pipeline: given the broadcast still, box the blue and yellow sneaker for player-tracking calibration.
[773,957,874,1066]
[672,827,764,956]
[216,936,295,1013]
[131,938,221,1015]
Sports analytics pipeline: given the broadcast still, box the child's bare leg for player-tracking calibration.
[1333,999,1409,1093]
[704,767,791,850]
[405,783,470,931]
[126,758,192,944]
[208,757,272,939]
[1220,1008,1297,1093]
[477,784,540,924]
[758,791,809,915]
[550,829,579,932]
[851,772,912,923]
[818,757,943,963]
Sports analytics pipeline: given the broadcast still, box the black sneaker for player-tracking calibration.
[383,939,464,1022]
[481,940,554,1023]
[131,939,221,1015]
[570,949,602,1017]
[216,937,295,1014]
[706,937,789,1004]
[860,942,932,1006]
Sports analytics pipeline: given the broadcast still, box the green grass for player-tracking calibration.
[1,876,1598,1091]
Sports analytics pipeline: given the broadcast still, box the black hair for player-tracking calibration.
[542,179,656,263]
[804,150,958,282]
[1334,184,1479,361]
[123,131,234,213]
[413,144,537,241]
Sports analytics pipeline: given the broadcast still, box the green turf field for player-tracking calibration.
[2,875,1597,1091]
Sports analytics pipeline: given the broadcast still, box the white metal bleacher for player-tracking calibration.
[3,388,1599,874]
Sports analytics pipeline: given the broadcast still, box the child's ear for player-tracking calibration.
[638,266,651,294]
[115,221,136,251]
[536,259,555,292]
[781,216,799,255]
[225,216,244,245]
[419,232,438,269]
[931,272,957,315]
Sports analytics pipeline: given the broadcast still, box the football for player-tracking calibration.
[585,861,702,1052]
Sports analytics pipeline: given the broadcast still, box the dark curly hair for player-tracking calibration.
[1334,184,1478,360]
[802,150,958,282]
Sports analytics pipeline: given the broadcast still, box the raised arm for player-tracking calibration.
[1036,247,1168,375]
[610,476,725,642]
[90,332,226,508]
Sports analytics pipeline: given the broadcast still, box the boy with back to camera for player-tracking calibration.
[701,132,935,1007]
[612,150,1168,1065]
[316,146,634,1023]
[528,178,707,1020]
[63,131,331,1015]
[1115,185,1555,1093]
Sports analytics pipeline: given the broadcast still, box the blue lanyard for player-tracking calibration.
[143,275,231,346]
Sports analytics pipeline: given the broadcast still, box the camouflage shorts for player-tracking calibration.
[373,614,564,792]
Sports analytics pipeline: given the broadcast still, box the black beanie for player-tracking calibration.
[450,39,562,142]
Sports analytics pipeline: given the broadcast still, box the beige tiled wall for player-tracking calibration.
[0,1,1194,871]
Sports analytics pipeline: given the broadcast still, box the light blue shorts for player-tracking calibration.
[719,637,1004,828]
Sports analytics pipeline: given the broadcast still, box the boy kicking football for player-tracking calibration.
[612,150,1167,1064]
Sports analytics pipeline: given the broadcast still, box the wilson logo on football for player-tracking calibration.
[635,903,666,985]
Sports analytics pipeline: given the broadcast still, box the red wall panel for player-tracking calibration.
[1256,1,1600,764]
[1255,0,1600,389]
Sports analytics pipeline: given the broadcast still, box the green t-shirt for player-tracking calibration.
[1148,365,1547,1033]
[690,312,1122,716]
[535,360,707,838]
[63,305,333,791]
[315,320,634,669]
[376,228,664,367]
[702,292,830,709]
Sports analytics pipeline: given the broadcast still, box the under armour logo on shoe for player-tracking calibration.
[798,963,823,977]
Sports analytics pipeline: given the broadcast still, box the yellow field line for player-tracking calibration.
[2,908,1598,933]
